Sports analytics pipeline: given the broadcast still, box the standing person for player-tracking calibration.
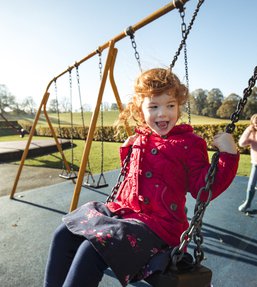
[44,68,239,287]
[238,114,257,212]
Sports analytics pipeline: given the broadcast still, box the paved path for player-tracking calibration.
[0,172,256,287]
[0,139,72,197]
[0,163,65,197]
[0,139,71,162]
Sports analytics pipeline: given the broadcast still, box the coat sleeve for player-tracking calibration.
[186,137,239,201]
[119,146,131,166]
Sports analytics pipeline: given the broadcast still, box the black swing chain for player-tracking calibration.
[68,68,75,172]
[106,147,132,203]
[170,0,205,70]
[54,79,62,139]
[98,51,105,175]
[125,26,142,72]
[75,64,93,174]
[178,4,191,124]
[96,49,108,187]
[171,66,257,267]
[54,79,65,171]
[75,64,86,139]
[226,66,257,134]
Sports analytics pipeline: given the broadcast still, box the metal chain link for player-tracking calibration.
[75,64,93,174]
[226,66,257,133]
[75,65,86,138]
[54,79,62,138]
[170,0,205,70]
[68,68,75,172]
[106,147,132,203]
[54,79,65,171]
[179,6,191,124]
[125,26,142,72]
[170,66,257,267]
[96,49,105,175]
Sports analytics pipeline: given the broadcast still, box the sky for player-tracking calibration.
[0,0,257,111]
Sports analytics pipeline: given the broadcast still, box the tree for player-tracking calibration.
[217,93,241,119]
[110,103,118,111]
[59,97,71,112]
[190,89,208,115]
[102,101,110,111]
[202,89,223,117]
[83,103,91,112]
[21,96,37,115]
[47,99,59,113]
[0,85,17,112]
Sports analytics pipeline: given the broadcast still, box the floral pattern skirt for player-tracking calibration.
[62,201,167,286]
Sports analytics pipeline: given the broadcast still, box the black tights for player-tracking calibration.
[44,223,108,287]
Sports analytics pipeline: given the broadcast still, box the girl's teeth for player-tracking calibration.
[157,122,168,129]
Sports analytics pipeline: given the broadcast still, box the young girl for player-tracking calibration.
[238,113,257,212]
[44,68,239,287]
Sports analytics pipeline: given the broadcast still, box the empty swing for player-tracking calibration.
[83,49,108,188]
[74,63,96,186]
[57,69,78,180]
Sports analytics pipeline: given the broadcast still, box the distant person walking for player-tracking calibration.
[238,114,257,212]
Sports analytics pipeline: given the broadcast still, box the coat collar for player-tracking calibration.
[135,124,193,138]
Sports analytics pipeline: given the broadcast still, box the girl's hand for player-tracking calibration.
[122,134,139,147]
[213,132,237,154]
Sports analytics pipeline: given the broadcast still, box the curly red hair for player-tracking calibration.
[118,68,188,127]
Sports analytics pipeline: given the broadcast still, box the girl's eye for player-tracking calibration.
[149,105,157,109]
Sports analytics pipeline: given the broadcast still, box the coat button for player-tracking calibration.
[170,203,177,211]
[151,148,158,155]
[145,171,152,178]
[143,197,150,204]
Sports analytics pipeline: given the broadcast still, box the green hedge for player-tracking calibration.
[192,124,249,154]
[18,122,250,154]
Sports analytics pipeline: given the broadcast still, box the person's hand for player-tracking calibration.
[213,132,237,154]
[122,134,139,147]
[249,124,256,132]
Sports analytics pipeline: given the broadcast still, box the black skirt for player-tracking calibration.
[63,201,167,286]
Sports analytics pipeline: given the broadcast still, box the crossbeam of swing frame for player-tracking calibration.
[9,0,190,209]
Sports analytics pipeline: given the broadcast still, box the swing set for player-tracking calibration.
[9,0,257,286]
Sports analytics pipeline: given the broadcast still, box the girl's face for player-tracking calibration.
[141,92,179,136]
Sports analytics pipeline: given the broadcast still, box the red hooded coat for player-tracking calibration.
[107,124,239,247]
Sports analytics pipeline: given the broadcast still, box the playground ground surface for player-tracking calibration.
[0,140,257,287]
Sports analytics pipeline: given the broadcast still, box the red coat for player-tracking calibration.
[107,124,239,247]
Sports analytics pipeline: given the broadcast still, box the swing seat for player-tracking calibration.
[145,264,212,287]
[83,173,108,189]
[83,182,109,188]
[59,171,77,180]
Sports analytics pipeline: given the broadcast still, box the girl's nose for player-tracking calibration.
[158,107,167,117]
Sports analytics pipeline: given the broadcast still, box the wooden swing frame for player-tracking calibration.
[10,0,190,211]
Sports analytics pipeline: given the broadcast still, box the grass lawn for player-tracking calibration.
[1,112,250,176]
[4,111,250,127]
[1,134,250,177]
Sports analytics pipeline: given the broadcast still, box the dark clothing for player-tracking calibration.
[63,201,166,286]
[44,223,108,287]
